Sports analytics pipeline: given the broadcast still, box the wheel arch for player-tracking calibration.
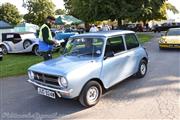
[142,57,148,64]
[80,78,106,96]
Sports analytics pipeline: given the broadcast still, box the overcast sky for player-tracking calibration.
[0,0,180,19]
[0,0,65,14]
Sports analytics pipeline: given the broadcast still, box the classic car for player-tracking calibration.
[0,32,39,55]
[0,47,3,61]
[159,28,180,49]
[0,32,63,56]
[27,30,148,107]
[54,32,78,47]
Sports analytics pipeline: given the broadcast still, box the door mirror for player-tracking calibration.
[104,51,114,60]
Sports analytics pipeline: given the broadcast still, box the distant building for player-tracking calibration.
[14,22,39,33]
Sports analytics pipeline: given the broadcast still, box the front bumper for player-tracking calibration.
[159,43,180,48]
[27,79,74,98]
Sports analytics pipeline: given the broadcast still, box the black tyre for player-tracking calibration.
[136,59,147,78]
[23,40,32,49]
[33,45,41,56]
[79,81,102,107]
[159,47,164,50]
[1,45,8,55]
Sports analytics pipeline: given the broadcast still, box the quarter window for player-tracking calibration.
[107,36,125,54]
[125,34,139,50]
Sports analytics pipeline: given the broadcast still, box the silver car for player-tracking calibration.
[27,30,148,107]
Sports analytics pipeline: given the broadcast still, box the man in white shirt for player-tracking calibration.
[89,24,99,32]
[101,23,110,31]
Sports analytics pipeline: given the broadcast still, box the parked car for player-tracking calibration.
[159,28,180,49]
[152,22,180,33]
[0,32,39,55]
[27,30,148,107]
[0,32,63,56]
[54,32,78,47]
[0,47,3,61]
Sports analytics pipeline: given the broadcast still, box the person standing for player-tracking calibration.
[101,23,110,31]
[89,24,99,32]
[38,16,57,61]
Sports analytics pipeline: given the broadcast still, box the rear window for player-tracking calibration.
[125,34,139,50]
[107,36,125,54]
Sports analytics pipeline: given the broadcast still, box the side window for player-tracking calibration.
[107,36,125,54]
[5,34,14,41]
[125,34,139,50]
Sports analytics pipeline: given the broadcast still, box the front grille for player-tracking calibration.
[34,72,59,86]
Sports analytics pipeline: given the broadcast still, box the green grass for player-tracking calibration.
[0,53,60,78]
[0,34,153,78]
[137,33,153,43]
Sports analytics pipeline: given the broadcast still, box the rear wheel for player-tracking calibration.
[79,81,102,107]
[1,45,8,54]
[136,59,147,78]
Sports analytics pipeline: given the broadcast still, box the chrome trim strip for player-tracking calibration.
[27,79,73,94]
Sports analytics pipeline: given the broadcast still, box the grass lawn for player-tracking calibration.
[0,33,153,78]
[137,33,154,43]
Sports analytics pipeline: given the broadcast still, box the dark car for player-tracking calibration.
[152,22,180,32]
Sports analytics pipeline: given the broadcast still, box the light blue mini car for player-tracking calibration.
[27,30,148,107]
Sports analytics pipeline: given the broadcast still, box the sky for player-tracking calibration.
[0,0,65,14]
[0,0,180,20]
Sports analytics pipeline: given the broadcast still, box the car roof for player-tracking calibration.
[72,30,135,38]
[168,28,180,30]
[2,32,35,35]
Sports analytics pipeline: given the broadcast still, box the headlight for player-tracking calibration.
[159,38,166,43]
[58,77,68,88]
[28,71,34,80]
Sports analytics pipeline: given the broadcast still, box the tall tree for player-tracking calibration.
[128,0,179,25]
[55,9,66,15]
[64,0,178,26]
[24,0,55,26]
[0,3,21,25]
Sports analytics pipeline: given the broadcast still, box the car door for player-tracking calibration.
[101,36,129,88]
[12,34,23,52]
[123,33,140,77]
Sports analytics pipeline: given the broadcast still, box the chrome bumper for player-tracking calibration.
[27,79,73,97]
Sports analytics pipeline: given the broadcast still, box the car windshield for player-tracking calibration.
[166,29,180,36]
[63,37,104,57]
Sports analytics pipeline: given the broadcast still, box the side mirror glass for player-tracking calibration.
[104,51,114,60]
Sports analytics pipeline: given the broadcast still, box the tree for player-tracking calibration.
[55,9,66,15]
[127,0,179,25]
[64,0,117,22]
[64,0,179,26]
[24,0,55,26]
[0,3,21,25]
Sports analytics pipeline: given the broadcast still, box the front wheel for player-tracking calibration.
[79,81,102,107]
[33,45,41,56]
[136,59,147,78]
[23,40,32,49]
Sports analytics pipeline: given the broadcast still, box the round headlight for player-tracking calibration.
[28,71,34,80]
[58,77,68,88]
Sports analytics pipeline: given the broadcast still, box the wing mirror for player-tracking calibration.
[104,51,114,60]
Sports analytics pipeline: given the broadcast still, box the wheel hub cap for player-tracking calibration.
[86,86,99,103]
